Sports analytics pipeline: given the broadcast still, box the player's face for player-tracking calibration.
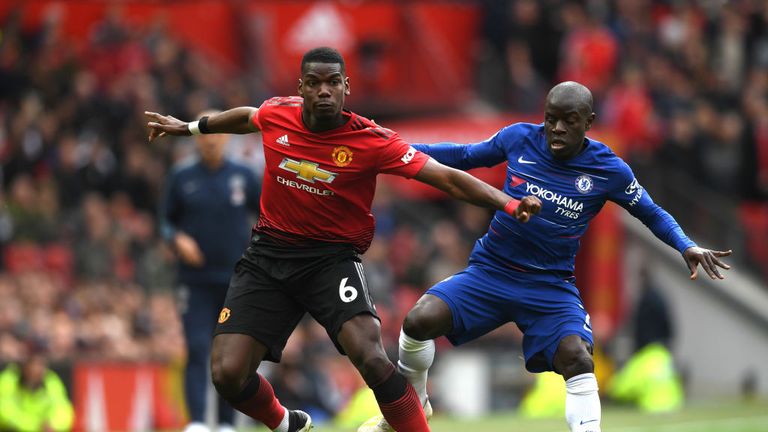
[298,62,350,123]
[544,99,594,160]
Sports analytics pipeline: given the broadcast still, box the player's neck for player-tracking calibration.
[301,110,347,133]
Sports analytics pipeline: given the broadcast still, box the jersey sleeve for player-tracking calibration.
[251,99,272,130]
[378,133,429,178]
[411,124,519,170]
[250,109,261,130]
[609,160,696,254]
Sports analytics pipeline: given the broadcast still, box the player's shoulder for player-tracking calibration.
[584,136,633,176]
[262,96,303,108]
[496,122,542,143]
[348,111,398,143]
[258,97,302,119]
[256,97,302,129]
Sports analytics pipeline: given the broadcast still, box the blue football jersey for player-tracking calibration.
[413,123,695,274]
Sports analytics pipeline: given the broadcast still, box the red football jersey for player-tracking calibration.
[251,96,429,253]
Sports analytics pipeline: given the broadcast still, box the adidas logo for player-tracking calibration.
[276,135,290,146]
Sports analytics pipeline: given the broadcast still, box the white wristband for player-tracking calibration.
[188,121,202,136]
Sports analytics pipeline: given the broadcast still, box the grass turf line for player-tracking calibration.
[289,400,768,432]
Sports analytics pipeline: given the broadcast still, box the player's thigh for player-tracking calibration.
[214,263,305,363]
[515,281,593,373]
[293,257,379,355]
[425,265,511,345]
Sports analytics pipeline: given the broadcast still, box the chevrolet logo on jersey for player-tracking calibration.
[279,158,337,183]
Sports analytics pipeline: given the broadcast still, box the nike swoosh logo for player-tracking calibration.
[518,156,536,164]
[580,419,598,425]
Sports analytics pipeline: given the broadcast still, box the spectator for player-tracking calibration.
[159,109,260,432]
[557,0,618,96]
[607,268,684,413]
[0,350,74,432]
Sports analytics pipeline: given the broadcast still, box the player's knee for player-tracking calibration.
[402,311,430,340]
[210,355,249,400]
[564,353,594,379]
[554,338,594,379]
[403,300,449,340]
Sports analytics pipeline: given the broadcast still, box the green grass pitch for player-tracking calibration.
[300,401,768,432]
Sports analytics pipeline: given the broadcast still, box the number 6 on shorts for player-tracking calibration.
[338,277,358,303]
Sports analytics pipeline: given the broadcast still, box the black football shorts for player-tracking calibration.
[214,251,379,362]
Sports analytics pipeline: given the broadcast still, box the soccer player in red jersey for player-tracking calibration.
[146,47,541,432]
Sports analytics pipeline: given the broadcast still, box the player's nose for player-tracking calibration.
[318,83,333,97]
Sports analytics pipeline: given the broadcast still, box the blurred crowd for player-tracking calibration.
[481,0,768,199]
[1,0,768,421]
[0,6,234,365]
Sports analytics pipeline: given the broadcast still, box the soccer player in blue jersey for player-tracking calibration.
[359,81,732,432]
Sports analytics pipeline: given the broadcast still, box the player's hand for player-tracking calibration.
[174,232,205,267]
[683,247,732,280]
[515,195,542,223]
[145,111,191,142]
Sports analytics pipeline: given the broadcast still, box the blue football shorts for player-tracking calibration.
[426,262,593,373]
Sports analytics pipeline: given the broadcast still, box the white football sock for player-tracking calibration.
[397,329,435,406]
[565,373,601,432]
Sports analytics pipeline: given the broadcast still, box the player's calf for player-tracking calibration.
[397,329,435,406]
[346,347,430,431]
[565,373,601,432]
[554,336,600,432]
[339,315,430,431]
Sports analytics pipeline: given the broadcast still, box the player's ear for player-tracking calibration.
[344,77,350,95]
[585,112,596,131]
[297,79,304,97]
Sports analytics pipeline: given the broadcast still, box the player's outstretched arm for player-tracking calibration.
[415,158,541,222]
[683,247,732,280]
[145,107,259,142]
[411,137,507,171]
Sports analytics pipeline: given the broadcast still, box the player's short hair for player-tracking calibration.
[301,47,346,75]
